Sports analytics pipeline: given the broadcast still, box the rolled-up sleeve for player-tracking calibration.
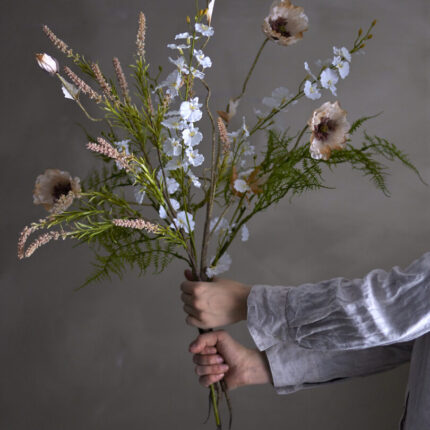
[247,251,430,352]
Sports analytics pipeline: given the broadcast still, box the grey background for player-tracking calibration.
[1,0,430,429]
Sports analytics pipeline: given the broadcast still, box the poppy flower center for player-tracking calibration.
[52,181,72,201]
[269,17,291,38]
[314,117,337,141]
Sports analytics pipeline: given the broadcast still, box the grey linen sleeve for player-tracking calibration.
[247,251,430,352]
[265,340,412,394]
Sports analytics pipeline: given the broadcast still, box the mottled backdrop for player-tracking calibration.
[1,1,430,429]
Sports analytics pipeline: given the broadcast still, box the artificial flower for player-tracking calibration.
[195,23,214,37]
[171,211,195,233]
[161,116,187,130]
[304,80,321,100]
[241,224,249,242]
[206,253,232,278]
[206,0,216,25]
[185,147,205,166]
[320,68,339,96]
[332,56,350,79]
[308,101,350,160]
[156,70,183,99]
[61,80,79,100]
[163,137,182,157]
[262,87,294,108]
[180,97,203,122]
[194,50,212,69]
[262,0,308,47]
[159,198,180,219]
[333,46,351,62]
[182,124,203,147]
[187,170,201,188]
[35,53,59,75]
[33,168,81,212]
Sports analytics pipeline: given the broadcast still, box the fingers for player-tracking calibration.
[180,292,194,306]
[193,354,224,365]
[195,363,229,376]
[199,374,225,387]
[180,279,198,294]
[183,304,199,319]
[189,331,226,354]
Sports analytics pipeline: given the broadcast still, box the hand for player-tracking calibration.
[189,330,272,389]
[180,269,252,329]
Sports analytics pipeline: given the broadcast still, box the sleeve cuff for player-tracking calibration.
[247,284,293,351]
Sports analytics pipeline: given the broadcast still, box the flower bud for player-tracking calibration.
[35,53,59,75]
[186,16,191,24]
[206,0,215,25]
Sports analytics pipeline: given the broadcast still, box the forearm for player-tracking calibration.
[248,251,430,351]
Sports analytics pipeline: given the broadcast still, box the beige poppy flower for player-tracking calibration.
[308,101,350,161]
[262,0,308,46]
[33,169,81,212]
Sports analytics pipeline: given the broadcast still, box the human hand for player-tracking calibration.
[180,269,252,329]
[189,330,272,389]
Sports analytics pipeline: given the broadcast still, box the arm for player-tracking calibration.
[189,330,413,393]
[248,251,430,351]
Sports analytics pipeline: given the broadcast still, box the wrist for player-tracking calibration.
[242,349,272,387]
[238,284,252,321]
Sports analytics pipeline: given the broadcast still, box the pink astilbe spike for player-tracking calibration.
[217,117,231,154]
[86,137,132,171]
[18,224,40,260]
[112,57,130,101]
[136,12,147,58]
[64,66,103,103]
[24,231,63,258]
[42,25,74,57]
[113,218,160,234]
[91,63,115,101]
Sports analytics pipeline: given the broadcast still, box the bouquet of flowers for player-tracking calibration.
[17,0,421,427]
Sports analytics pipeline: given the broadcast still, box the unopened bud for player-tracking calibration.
[371,19,377,26]
[359,43,366,49]
[367,34,373,39]
[206,0,215,25]
[35,53,59,75]
[186,16,191,24]
[358,28,363,36]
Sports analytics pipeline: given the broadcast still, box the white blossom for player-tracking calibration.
[133,187,146,204]
[195,23,214,37]
[206,253,232,278]
[189,66,205,80]
[180,97,202,122]
[165,157,189,171]
[185,147,204,166]
[61,80,79,100]
[333,46,351,62]
[162,116,187,130]
[304,61,317,80]
[169,56,188,74]
[163,137,182,157]
[182,125,203,147]
[206,0,216,25]
[320,68,338,96]
[175,32,193,40]
[262,87,294,109]
[167,43,190,51]
[233,179,250,193]
[241,224,249,242]
[210,217,230,234]
[157,171,180,194]
[156,70,182,99]
[228,116,250,140]
[332,56,350,79]
[187,170,201,188]
[194,50,212,69]
[159,198,180,219]
[304,80,321,100]
[171,211,195,233]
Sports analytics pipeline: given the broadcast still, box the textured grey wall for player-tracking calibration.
[2,0,430,429]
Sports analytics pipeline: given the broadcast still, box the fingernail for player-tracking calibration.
[220,364,229,371]
[216,356,224,363]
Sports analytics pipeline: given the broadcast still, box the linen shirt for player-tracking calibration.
[247,251,430,429]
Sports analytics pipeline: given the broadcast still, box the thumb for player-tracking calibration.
[184,268,196,281]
